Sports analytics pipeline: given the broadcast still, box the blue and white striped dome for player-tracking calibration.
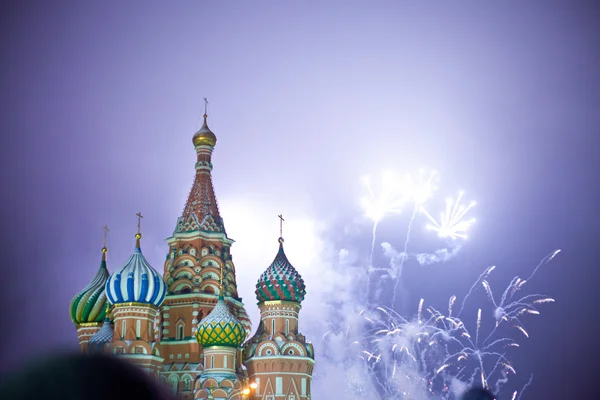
[106,234,166,307]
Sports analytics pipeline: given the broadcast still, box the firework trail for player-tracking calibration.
[480,249,560,346]
[515,374,534,400]
[389,170,439,309]
[361,172,408,303]
[323,250,560,400]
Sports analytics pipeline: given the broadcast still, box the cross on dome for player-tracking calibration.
[102,225,109,259]
[135,212,143,248]
[278,214,285,243]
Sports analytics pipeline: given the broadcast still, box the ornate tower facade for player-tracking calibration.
[105,228,167,376]
[159,111,252,398]
[243,237,315,400]
[194,280,249,400]
[69,104,315,399]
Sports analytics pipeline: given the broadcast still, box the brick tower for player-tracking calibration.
[243,233,315,400]
[159,105,251,397]
[105,218,167,376]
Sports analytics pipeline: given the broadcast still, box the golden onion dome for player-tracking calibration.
[192,114,217,147]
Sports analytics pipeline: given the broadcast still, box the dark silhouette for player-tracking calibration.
[0,352,176,400]
[462,387,496,400]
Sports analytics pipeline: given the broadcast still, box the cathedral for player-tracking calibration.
[69,110,315,399]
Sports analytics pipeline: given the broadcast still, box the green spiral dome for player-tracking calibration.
[69,249,110,325]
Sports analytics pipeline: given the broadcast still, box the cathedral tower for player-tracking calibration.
[68,102,316,399]
[243,230,315,400]
[159,104,251,397]
[194,273,249,399]
[69,228,111,352]
[105,217,167,376]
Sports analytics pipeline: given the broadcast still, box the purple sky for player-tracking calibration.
[1,1,599,398]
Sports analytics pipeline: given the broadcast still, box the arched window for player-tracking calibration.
[211,355,215,368]
[177,325,184,340]
[271,319,275,334]
[121,320,126,338]
[286,319,289,334]
[136,320,141,338]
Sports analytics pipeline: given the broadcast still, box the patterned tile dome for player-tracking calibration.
[88,311,113,353]
[233,305,253,338]
[70,248,110,325]
[196,295,247,348]
[255,238,306,304]
[105,234,166,307]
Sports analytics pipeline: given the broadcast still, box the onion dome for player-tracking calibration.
[196,294,247,348]
[192,114,217,147]
[88,306,114,353]
[233,305,253,338]
[256,237,306,304]
[70,247,110,325]
[106,231,166,307]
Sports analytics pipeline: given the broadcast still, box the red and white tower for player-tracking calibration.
[105,216,167,376]
[159,103,252,398]
[243,223,315,400]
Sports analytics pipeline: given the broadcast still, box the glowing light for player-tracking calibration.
[406,169,439,206]
[242,388,251,395]
[422,191,476,240]
[360,171,408,223]
[250,382,258,389]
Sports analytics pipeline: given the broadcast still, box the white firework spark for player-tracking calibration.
[321,250,559,400]
[422,191,476,240]
[480,249,560,346]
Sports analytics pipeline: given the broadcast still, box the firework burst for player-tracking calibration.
[320,250,560,400]
[421,191,476,240]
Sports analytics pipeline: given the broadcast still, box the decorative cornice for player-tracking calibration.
[159,339,198,345]
[244,355,315,364]
[260,300,302,309]
[117,354,165,363]
[203,346,239,352]
[112,302,160,310]
[77,322,102,328]
[166,231,234,245]
[164,293,246,309]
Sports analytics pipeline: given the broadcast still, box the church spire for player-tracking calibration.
[178,100,224,233]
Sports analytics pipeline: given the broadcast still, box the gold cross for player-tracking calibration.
[136,212,143,234]
[278,214,285,238]
[103,225,109,247]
